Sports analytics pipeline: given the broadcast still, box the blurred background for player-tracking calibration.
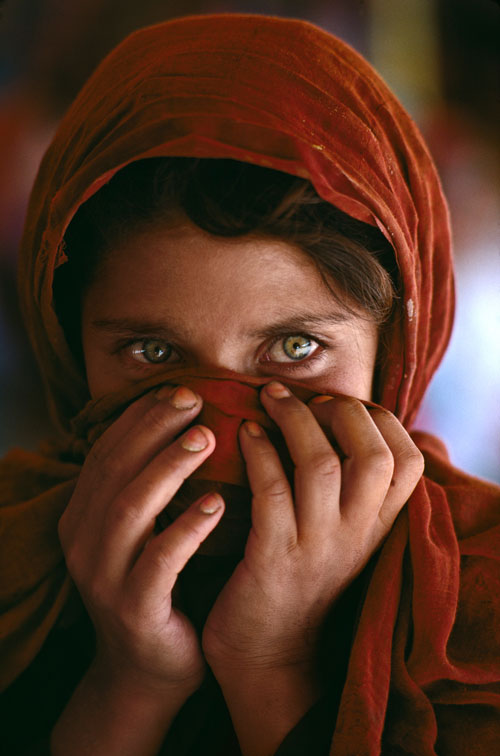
[0,0,498,482]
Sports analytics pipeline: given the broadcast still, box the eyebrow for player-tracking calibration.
[91,318,180,337]
[247,312,353,338]
[91,310,354,340]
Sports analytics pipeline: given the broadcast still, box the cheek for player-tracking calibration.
[81,327,123,399]
[84,354,135,399]
[355,329,379,398]
[80,289,118,398]
[356,333,379,400]
[322,330,378,401]
[82,345,111,398]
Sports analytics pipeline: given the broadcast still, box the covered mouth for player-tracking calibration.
[74,369,369,556]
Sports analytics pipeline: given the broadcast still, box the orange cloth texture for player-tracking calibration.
[1,13,499,755]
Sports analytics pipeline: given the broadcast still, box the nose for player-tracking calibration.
[186,339,257,376]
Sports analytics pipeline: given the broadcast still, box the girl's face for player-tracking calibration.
[81,220,379,400]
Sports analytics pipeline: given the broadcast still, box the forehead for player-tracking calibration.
[86,220,361,328]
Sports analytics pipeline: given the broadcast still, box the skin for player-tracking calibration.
[53,219,424,756]
[81,220,378,398]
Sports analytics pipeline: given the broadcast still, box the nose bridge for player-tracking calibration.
[176,267,256,371]
[190,333,251,374]
[174,258,260,373]
[181,306,252,372]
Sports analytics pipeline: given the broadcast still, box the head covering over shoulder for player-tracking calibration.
[2,14,499,755]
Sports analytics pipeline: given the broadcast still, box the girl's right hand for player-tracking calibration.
[58,385,224,696]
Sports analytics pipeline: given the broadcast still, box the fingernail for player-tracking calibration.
[169,386,198,409]
[181,426,210,451]
[310,395,334,404]
[245,420,262,437]
[265,381,290,399]
[199,493,223,515]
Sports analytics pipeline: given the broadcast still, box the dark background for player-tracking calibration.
[0,0,498,482]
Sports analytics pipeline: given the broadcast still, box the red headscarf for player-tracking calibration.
[19,13,453,432]
[2,14,499,755]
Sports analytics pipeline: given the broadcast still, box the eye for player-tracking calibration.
[129,338,174,364]
[266,334,319,362]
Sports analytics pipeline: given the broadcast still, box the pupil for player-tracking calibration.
[144,339,170,362]
[283,335,311,360]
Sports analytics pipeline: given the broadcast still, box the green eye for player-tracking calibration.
[283,335,313,360]
[131,338,172,364]
[267,335,315,362]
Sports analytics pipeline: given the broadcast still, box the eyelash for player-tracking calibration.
[114,332,330,372]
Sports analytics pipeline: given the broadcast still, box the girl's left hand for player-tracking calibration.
[202,381,424,677]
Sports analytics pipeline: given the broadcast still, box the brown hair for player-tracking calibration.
[54,157,398,365]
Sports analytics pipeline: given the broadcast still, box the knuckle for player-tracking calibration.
[412,446,425,471]
[259,477,290,502]
[398,446,425,478]
[173,516,207,546]
[144,401,173,434]
[141,536,177,574]
[146,545,176,574]
[335,394,364,415]
[87,447,123,483]
[106,494,144,529]
[367,405,392,417]
[280,534,299,557]
[364,446,394,477]
[307,451,340,480]
[278,399,308,418]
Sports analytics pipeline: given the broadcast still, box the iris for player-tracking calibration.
[281,335,313,360]
[132,338,172,363]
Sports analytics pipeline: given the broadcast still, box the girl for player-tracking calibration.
[1,14,499,756]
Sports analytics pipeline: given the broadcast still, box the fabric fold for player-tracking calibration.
[1,13,498,754]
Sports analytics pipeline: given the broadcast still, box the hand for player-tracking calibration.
[202,382,424,677]
[58,385,225,695]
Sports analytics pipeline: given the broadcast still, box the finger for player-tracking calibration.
[90,384,200,454]
[128,492,225,600]
[366,408,424,537]
[310,398,423,535]
[259,383,342,539]
[310,395,395,531]
[92,424,217,582]
[307,395,346,456]
[66,386,203,531]
[238,421,296,550]
[89,384,202,484]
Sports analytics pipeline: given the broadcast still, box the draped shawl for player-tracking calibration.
[1,13,499,755]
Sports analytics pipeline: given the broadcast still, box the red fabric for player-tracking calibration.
[1,13,499,754]
[18,13,453,432]
[70,369,377,558]
[72,368,374,486]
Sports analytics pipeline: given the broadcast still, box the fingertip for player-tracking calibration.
[366,403,392,415]
[181,425,214,452]
[243,420,264,438]
[309,394,334,405]
[169,386,201,410]
[264,381,292,399]
[198,492,224,515]
[201,424,216,446]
